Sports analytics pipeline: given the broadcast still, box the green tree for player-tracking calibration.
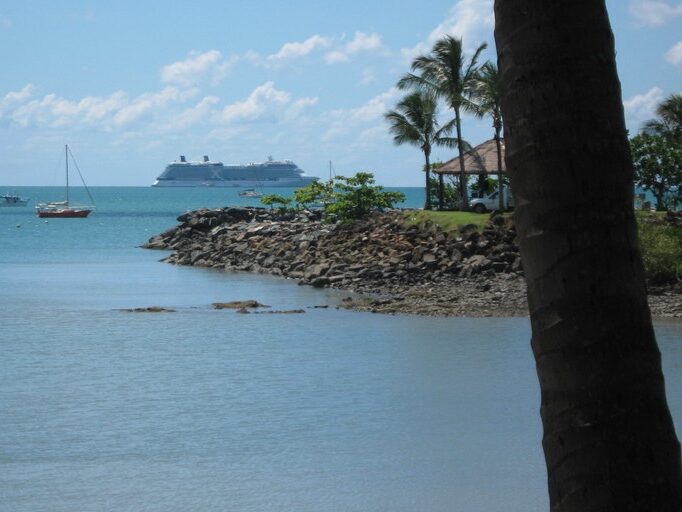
[643,93,682,142]
[384,92,456,210]
[473,61,506,210]
[495,1,681,509]
[630,132,682,210]
[398,35,486,210]
[293,180,335,209]
[259,194,292,211]
[325,172,405,222]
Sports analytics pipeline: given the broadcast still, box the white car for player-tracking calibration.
[469,189,514,213]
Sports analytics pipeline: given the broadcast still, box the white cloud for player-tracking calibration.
[623,87,665,130]
[360,68,376,85]
[286,96,319,119]
[630,1,682,26]
[221,82,292,123]
[161,96,221,132]
[401,0,494,61]
[8,90,129,128]
[325,50,350,64]
[665,41,682,66]
[161,50,233,87]
[0,83,199,130]
[112,87,185,126]
[0,84,35,115]
[347,32,383,53]
[267,35,330,65]
[322,87,401,140]
[325,32,384,64]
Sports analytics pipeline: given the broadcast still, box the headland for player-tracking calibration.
[144,207,682,318]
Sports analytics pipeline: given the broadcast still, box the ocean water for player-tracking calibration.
[1,187,681,512]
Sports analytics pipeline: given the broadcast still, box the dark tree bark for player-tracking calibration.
[424,147,432,210]
[454,107,469,210]
[494,128,504,210]
[437,172,445,210]
[494,1,682,510]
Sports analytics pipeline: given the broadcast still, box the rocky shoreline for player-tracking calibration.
[143,207,682,318]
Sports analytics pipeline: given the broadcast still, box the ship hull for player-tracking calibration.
[152,177,317,188]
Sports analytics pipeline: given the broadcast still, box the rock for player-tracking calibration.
[421,252,437,263]
[212,300,270,309]
[141,207,676,318]
[119,307,176,313]
[254,309,306,314]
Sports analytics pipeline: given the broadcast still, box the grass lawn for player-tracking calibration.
[402,210,495,233]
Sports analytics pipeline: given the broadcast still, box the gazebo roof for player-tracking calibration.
[435,138,505,175]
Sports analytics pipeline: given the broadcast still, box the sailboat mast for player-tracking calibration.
[65,144,69,205]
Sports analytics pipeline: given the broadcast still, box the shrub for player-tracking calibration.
[324,172,405,222]
[260,194,292,211]
[637,214,682,283]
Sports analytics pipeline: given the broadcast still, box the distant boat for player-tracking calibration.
[36,145,95,218]
[1,193,29,207]
[238,188,263,198]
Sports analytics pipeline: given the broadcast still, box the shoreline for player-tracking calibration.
[143,207,682,318]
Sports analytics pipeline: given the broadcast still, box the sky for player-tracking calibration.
[0,0,680,187]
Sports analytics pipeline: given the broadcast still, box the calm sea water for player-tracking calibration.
[1,187,680,512]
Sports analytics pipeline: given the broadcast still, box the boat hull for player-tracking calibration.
[36,208,92,218]
[1,197,29,207]
[152,177,317,188]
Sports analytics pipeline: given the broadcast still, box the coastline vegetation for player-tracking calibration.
[637,211,682,282]
[402,209,493,233]
[261,172,405,223]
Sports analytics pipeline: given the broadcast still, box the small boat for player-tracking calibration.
[1,193,29,207]
[238,188,263,198]
[36,145,95,218]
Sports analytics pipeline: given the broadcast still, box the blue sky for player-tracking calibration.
[1,0,680,186]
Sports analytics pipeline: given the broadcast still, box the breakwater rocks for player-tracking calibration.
[144,207,528,316]
[144,207,681,317]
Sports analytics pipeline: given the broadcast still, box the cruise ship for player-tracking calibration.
[152,155,318,187]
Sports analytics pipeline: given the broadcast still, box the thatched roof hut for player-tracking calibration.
[435,138,505,175]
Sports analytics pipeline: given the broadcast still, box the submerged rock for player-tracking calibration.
[212,300,270,309]
[118,307,176,313]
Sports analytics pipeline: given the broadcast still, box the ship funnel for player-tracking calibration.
[203,155,209,162]
[180,155,186,163]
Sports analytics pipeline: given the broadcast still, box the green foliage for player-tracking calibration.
[637,213,682,283]
[384,92,457,210]
[630,132,682,211]
[293,180,335,209]
[428,176,460,210]
[643,92,682,143]
[325,172,406,222]
[260,194,292,210]
[470,176,497,197]
[402,209,493,233]
[282,172,406,223]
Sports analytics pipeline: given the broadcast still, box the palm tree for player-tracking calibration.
[398,36,487,210]
[495,1,681,509]
[644,93,682,141]
[473,61,505,210]
[384,92,456,210]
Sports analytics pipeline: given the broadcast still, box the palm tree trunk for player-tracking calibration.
[495,1,682,510]
[437,172,445,210]
[454,107,469,210]
[495,128,504,210]
[424,151,432,210]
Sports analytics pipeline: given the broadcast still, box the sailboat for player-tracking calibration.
[35,145,95,218]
